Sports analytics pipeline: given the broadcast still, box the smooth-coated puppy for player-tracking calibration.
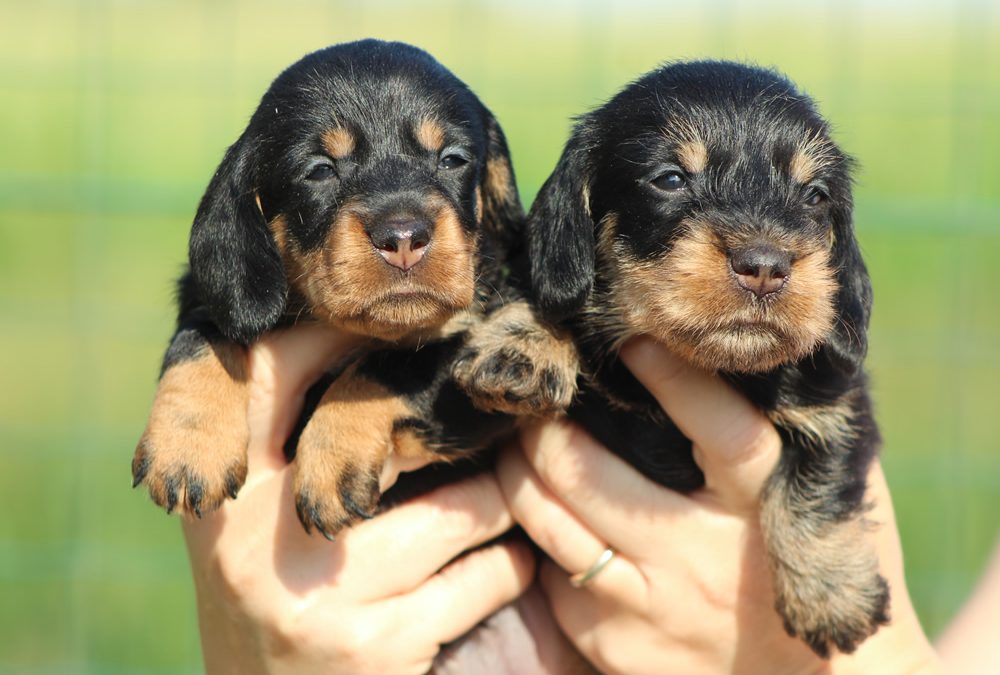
[456,60,887,657]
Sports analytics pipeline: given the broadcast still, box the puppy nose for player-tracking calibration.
[729,245,792,297]
[367,219,431,271]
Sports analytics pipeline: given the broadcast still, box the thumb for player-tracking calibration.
[620,336,781,512]
[245,324,362,474]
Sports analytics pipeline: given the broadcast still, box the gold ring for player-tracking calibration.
[569,547,615,588]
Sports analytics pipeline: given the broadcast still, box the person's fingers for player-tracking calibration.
[497,443,646,601]
[519,419,700,560]
[536,559,609,667]
[332,473,517,602]
[391,540,536,648]
[620,336,781,511]
[245,324,362,473]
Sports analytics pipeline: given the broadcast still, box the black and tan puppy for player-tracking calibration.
[455,61,888,656]
[132,40,523,538]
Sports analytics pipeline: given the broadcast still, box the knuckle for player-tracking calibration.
[723,413,780,464]
[425,482,487,543]
[535,429,597,498]
[336,618,383,657]
[519,504,568,560]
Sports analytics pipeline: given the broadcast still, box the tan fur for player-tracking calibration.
[602,218,837,373]
[479,155,520,242]
[454,300,580,417]
[770,396,861,450]
[279,197,476,341]
[416,117,446,152]
[322,127,356,158]
[474,185,484,222]
[761,475,888,654]
[790,132,838,184]
[268,214,288,255]
[133,343,250,517]
[676,139,709,174]
[581,182,592,218]
[660,115,702,149]
[294,366,439,534]
[484,157,512,205]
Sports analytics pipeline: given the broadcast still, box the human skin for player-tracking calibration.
[181,325,986,674]
[497,335,947,675]
[935,538,1000,675]
[180,325,536,675]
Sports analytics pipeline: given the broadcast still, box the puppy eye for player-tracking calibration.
[650,170,688,192]
[306,162,337,181]
[438,153,470,170]
[803,185,828,206]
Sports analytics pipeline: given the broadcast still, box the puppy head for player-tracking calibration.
[530,61,870,375]
[189,40,521,343]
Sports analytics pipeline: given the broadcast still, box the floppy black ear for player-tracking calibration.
[189,134,287,345]
[528,131,595,323]
[823,203,872,376]
[479,112,524,251]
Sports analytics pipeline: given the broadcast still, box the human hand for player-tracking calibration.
[497,335,943,675]
[181,324,534,675]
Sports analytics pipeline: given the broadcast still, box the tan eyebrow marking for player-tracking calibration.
[416,118,446,152]
[790,133,837,184]
[676,140,709,174]
[322,127,355,159]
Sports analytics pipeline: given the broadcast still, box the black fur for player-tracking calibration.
[134,40,525,530]
[476,60,887,656]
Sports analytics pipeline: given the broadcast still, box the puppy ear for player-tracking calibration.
[823,203,872,375]
[479,113,524,250]
[528,133,594,323]
[189,135,287,345]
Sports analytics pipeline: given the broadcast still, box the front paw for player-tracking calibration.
[292,431,383,540]
[132,362,250,517]
[453,300,579,417]
[766,513,891,656]
[291,368,441,540]
[777,567,889,657]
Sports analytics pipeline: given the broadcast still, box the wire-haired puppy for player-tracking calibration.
[455,61,888,656]
[132,40,522,538]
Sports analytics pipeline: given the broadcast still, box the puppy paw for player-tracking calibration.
[132,349,250,517]
[292,368,437,539]
[776,566,889,657]
[764,503,891,657]
[453,300,579,417]
[293,453,383,540]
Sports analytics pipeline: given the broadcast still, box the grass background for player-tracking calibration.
[1,0,997,671]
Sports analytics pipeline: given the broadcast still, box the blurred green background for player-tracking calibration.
[1,0,998,671]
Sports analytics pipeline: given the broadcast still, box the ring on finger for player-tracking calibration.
[569,547,616,588]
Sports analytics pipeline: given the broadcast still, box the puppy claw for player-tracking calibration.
[224,471,242,500]
[165,477,179,514]
[294,492,358,540]
[133,433,248,519]
[344,501,376,521]
[131,454,149,488]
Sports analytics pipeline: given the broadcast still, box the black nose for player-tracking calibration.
[729,245,792,297]
[367,219,432,271]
